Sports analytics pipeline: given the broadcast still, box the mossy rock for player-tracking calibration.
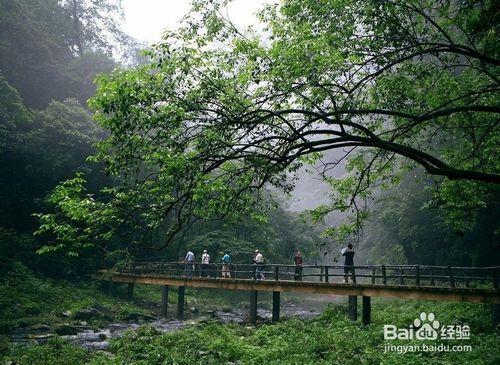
[55,324,79,335]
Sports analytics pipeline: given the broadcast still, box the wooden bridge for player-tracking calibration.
[92,262,500,325]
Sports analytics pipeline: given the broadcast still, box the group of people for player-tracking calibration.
[182,249,267,279]
[182,249,232,278]
[182,244,356,283]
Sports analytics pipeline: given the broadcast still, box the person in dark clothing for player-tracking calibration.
[342,244,355,283]
[294,250,303,281]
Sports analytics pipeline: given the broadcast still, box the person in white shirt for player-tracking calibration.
[183,250,195,277]
[201,249,211,278]
[253,250,265,280]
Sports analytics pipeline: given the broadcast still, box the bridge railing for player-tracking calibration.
[114,262,500,290]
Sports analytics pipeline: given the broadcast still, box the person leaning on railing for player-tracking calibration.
[221,251,232,278]
[294,250,303,281]
[253,250,265,280]
[201,250,211,278]
[183,250,195,278]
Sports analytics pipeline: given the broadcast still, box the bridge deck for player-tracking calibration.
[92,271,500,304]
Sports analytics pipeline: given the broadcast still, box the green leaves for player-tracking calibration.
[36,0,500,254]
[34,173,123,258]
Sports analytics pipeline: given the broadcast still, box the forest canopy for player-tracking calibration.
[33,0,500,259]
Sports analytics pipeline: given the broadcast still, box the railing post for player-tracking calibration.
[352,267,356,284]
[416,265,420,287]
[493,268,499,291]
[324,266,329,283]
[275,265,280,281]
[371,268,376,284]
[320,267,324,282]
[382,265,387,285]
[465,269,470,288]
[400,266,404,285]
[252,265,257,281]
[430,268,435,286]
[448,266,455,288]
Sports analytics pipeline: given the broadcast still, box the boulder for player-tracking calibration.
[55,324,79,336]
[74,307,102,320]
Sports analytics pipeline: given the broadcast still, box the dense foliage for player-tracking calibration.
[34,0,499,258]
[360,171,499,266]
[3,299,499,364]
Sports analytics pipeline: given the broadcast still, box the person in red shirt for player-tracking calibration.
[294,250,303,281]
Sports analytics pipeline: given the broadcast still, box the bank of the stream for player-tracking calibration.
[2,298,500,365]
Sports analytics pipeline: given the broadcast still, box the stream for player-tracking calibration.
[10,295,339,350]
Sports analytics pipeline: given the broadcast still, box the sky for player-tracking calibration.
[122,0,274,44]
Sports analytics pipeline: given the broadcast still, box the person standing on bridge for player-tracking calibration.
[221,251,232,278]
[253,250,265,280]
[294,250,303,281]
[201,249,211,278]
[184,250,195,278]
[341,244,355,283]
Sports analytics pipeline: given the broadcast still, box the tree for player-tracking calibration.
[359,170,499,266]
[60,0,131,57]
[40,0,499,253]
[0,0,124,107]
[0,92,102,232]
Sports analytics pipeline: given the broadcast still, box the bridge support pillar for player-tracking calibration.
[272,291,280,322]
[127,283,134,301]
[161,285,169,316]
[348,296,357,321]
[101,281,110,295]
[177,286,185,320]
[362,296,371,325]
[492,304,500,328]
[249,290,258,324]
[110,282,117,297]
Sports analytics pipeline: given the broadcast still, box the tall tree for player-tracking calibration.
[0,0,125,107]
[38,0,500,254]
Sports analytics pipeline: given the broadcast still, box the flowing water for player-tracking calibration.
[10,294,342,350]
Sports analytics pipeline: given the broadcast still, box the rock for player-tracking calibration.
[62,310,72,317]
[98,333,107,341]
[29,334,53,340]
[120,312,156,321]
[28,324,51,332]
[0,339,9,354]
[74,308,102,320]
[93,304,115,320]
[190,306,199,314]
[96,350,115,358]
[74,305,114,321]
[55,324,79,336]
